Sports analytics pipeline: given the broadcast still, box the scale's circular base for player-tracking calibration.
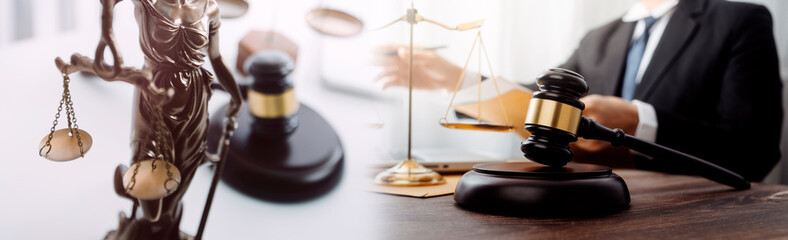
[208,104,344,202]
[374,159,446,186]
[454,162,630,217]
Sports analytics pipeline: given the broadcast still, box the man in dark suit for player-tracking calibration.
[376,0,782,181]
[561,0,782,181]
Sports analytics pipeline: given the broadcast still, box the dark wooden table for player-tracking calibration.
[377,170,788,239]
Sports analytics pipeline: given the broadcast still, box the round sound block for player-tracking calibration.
[208,103,343,202]
[454,162,630,217]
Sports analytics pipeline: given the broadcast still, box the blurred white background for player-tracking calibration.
[0,0,786,239]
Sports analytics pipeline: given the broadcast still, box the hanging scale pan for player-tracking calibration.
[39,129,93,161]
[39,68,93,162]
[122,159,182,200]
[306,8,364,37]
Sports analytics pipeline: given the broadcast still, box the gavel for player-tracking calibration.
[454,68,750,216]
[522,68,750,190]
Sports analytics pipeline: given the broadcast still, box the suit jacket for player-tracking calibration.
[560,0,783,181]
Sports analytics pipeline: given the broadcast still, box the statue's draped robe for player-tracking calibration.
[130,0,218,225]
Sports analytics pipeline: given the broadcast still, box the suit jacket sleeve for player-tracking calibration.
[652,5,783,181]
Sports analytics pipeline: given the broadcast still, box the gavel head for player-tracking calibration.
[521,68,588,167]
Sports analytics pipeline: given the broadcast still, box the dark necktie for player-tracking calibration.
[621,16,658,101]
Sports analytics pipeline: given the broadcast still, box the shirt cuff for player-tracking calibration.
[632,100,658,143]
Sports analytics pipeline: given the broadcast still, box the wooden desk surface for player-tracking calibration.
[377,170,788,240]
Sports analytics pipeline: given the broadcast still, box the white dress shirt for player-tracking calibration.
[622,0,678,143]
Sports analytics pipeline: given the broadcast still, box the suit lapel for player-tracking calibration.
[635,0,706,100]
[600,21,635,96]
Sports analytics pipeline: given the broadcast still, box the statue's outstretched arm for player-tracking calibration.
[205,4,242,163]
[53,0,172,103]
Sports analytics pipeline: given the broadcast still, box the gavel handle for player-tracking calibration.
[578,117,750,190]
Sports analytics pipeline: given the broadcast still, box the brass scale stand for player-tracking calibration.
[374,2,515,186]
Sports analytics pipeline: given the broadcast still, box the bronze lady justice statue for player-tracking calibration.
[54,0,242,239]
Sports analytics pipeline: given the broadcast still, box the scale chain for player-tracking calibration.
[65,75,72,131]
[63,74,86,157]
[125,103,178,195]
[126,103,177,195]
[126,163,140,191]
[40,72,84,157]
[40,94,64,156]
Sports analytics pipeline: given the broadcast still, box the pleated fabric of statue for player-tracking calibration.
[131,0,216,224]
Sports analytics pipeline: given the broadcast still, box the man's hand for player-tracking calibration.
[372,44,462,91]
[573,94,639,153]
[582,94,639,134]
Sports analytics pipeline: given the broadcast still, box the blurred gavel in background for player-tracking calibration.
[522,68,750,190]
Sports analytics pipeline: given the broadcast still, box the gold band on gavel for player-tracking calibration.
[247,88,299,118]
[524,98,582,134]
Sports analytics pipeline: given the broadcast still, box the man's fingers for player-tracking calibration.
[581,96,599,115]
